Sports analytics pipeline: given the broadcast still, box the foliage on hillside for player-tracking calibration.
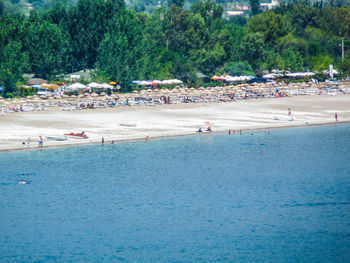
[0,0,349,91]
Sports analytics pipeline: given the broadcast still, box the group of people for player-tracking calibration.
[22,136,43,147]
[197,127,212,133]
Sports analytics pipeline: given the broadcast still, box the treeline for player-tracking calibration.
[0,0,349,92]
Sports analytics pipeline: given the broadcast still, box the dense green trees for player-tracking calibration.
[0,0,349,92]
[96,11,146,86]
[249,0,260,16]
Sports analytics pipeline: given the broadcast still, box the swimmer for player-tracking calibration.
[145,136,150,141]
[228,130,231,135]
[17,180,29,184]
[111,140,115,144]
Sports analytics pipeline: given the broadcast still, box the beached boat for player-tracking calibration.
[46,136,68,141]
[64,132,89,139]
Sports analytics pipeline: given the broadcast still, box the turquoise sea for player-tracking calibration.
[1,124,350,262]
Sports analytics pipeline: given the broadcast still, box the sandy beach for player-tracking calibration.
[0,94,349,152]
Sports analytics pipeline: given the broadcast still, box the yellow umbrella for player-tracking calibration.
[204,121,214,125]
[41,83,58,89]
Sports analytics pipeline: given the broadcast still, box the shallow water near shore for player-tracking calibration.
[1,124,350,262]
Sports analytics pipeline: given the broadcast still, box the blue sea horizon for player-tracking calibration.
[1,124,350,262]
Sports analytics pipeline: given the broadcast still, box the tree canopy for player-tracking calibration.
[0,0,349,91]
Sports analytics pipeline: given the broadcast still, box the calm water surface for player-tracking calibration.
[1,124,350,262]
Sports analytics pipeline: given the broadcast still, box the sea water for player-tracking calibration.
[0,124,350,262]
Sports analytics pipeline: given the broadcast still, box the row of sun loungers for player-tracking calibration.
[1,83,349,114]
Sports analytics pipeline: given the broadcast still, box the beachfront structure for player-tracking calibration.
[260,0,279,10]
[134,79,183,87]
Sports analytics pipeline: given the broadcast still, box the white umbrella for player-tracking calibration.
[87,82,100,88]
[139,81,152,86]
[171,79,182,84]
[100,83,113,89]
[68,83,87,90]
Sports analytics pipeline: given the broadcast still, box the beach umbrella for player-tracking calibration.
[204,121,214,126]
[100,83,113,89]
[140,81,152,86]
[68,83,87,90]
[87,82,100,88]
[41,83,59,89]
[172,79,182,84]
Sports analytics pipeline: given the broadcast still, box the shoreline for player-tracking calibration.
[1,120,348,154]
[1,94,350,153]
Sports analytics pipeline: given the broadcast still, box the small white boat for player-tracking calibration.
[46,136,68,141]
[119,123,137,127]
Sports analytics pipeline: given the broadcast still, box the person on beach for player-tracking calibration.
[39,136,43,147]
[206,127,212,132]
[288,108,291,116]
[102,137,104,144]
[198,128,202,133]
[27,137,31,147]
[335,112,338,121]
